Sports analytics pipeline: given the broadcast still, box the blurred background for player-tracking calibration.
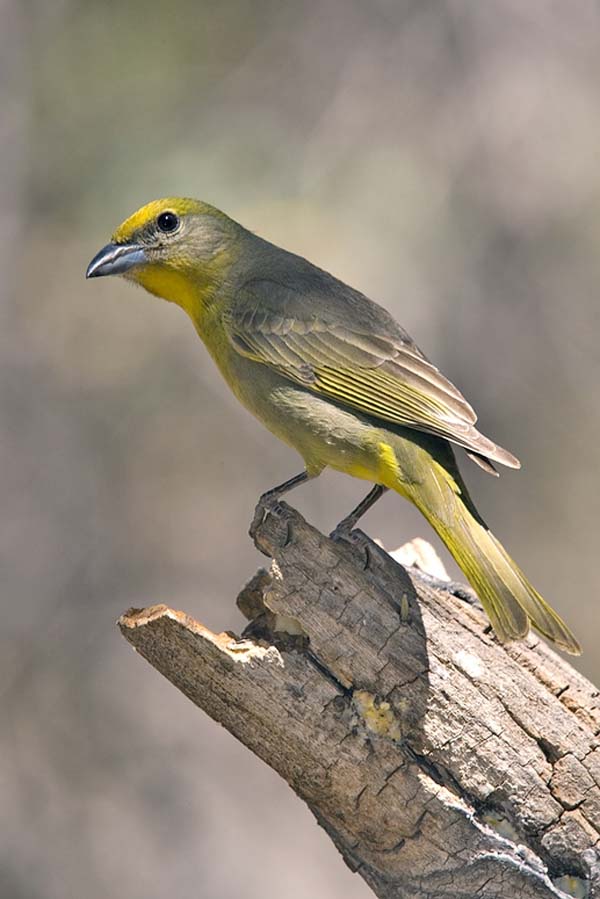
[2,1,600,896]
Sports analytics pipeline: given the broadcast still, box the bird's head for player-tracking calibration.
[86,197,239,312]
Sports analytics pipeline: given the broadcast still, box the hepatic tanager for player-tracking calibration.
[87,198,580,654]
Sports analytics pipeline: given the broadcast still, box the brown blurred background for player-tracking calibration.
[2,2,600,897]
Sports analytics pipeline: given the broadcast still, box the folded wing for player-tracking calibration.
[226,278,520,471]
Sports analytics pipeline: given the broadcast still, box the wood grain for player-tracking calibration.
[119,502,599,898]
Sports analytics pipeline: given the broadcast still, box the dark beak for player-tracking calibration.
[86,242,147,279]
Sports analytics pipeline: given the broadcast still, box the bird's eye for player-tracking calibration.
[157,211,180,233]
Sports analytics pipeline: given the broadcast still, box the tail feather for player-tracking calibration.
[454,515,579,653]
[402,459,581,655]
[488,531,580,653]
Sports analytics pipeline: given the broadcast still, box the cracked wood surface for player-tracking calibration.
[119,503,600,899]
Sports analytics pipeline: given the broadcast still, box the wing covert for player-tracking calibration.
[226,279,519,469]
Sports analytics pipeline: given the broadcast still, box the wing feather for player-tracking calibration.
[226,279,519,470]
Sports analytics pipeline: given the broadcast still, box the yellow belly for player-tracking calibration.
[193,310,429,497]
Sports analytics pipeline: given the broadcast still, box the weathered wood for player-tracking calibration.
[119,502,600,899]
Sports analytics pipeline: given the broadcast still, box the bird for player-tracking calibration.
[86,197,580,654]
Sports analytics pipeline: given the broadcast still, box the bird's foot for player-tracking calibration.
[329,512,362,544]
[329,525,374,570]
[250,493,294,548]
[329,523,350,544]
[251,488,281,532]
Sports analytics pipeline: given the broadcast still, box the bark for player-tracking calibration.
[119,502,600,899]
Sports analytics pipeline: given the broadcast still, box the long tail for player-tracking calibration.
[393,442,581,655]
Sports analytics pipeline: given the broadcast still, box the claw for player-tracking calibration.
[269,502,293,547]
[251,495,294,547]
[250,504,267,535]
[250,470,311,543]
[330,526,372,570]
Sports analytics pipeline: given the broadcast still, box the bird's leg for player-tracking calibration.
[330,484,388,541]
[258,470,312,505]
[329,484,389,570]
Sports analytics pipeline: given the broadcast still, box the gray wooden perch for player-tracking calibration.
[119,502,600,899]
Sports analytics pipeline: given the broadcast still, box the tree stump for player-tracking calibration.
[119,502,600,899]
